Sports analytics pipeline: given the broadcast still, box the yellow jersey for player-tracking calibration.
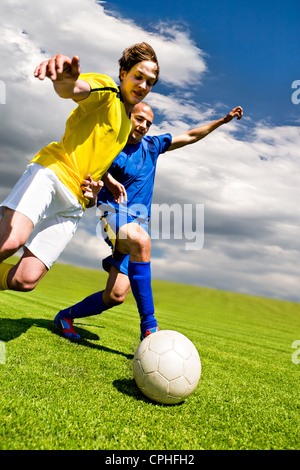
[31,73,131,209]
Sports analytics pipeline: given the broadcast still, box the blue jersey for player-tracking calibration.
[97,133,172,275]
[97,133,172,220]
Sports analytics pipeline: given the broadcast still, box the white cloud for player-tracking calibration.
[0,0,207,85]
[147,92,215,123]
[0,0,299,302]
[0,0,210,234]
[129,93,300,301]
[0,0,208,190]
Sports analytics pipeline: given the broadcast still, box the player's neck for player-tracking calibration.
[127,136,142,145]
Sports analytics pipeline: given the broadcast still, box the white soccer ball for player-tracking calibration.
[133,330,201,404]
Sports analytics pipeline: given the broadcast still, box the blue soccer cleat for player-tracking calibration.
[54,313,81,340]
[140,326,159,341]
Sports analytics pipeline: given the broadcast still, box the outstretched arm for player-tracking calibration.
[168,106,243,151]
[34,54,90,101]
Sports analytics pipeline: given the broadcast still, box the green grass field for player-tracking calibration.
[0,259,299,450]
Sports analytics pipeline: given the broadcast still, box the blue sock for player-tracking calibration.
[128,261,158,335]
[59,291,109,319]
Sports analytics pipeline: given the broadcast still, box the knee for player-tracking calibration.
[0,233,25,255]
[106,289,128,307]
[109,291,126,307]
[130,230,151,258]
[137,231,151,249]
[8,270,39,292]
[117,224,151,261]
[9,277,38,292]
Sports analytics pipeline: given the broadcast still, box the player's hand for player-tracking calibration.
[224,106,243,123]
[107,181,127,205]
[81,175,104,207]
[34,54,81,82]
[102,173,127,204]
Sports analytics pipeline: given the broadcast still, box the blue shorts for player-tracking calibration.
[102,251,130,276]
[98,209,149,276]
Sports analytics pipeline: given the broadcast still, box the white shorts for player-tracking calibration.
[0,163,84,269]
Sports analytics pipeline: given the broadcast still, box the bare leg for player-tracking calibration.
[0,208,47,291]
[0,208,33,262]
[116,223,151,261]
[116,222,157,338]
[102,265,131,307]
[7,247,48,291]
[55,223,154,339]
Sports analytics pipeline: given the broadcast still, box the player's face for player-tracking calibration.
[128,103,154,144]
[120,61,157,109]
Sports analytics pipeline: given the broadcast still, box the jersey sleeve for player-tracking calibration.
[153,134,172,154]
[76,73,120,113]
[145,134,172,163]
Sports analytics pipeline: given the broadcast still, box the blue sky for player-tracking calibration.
[1,0,300,301]
[105,0,300,126]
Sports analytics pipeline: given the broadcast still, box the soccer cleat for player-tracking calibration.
[54,313,81,340]
[140,326,159,341]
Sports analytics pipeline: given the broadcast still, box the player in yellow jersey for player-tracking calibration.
[0,42,159,292]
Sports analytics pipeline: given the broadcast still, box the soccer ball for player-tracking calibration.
[133,330,201,404]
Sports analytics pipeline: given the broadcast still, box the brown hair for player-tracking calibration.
[118,42,159,85]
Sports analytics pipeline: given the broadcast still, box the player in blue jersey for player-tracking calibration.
[55,102,243,340]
